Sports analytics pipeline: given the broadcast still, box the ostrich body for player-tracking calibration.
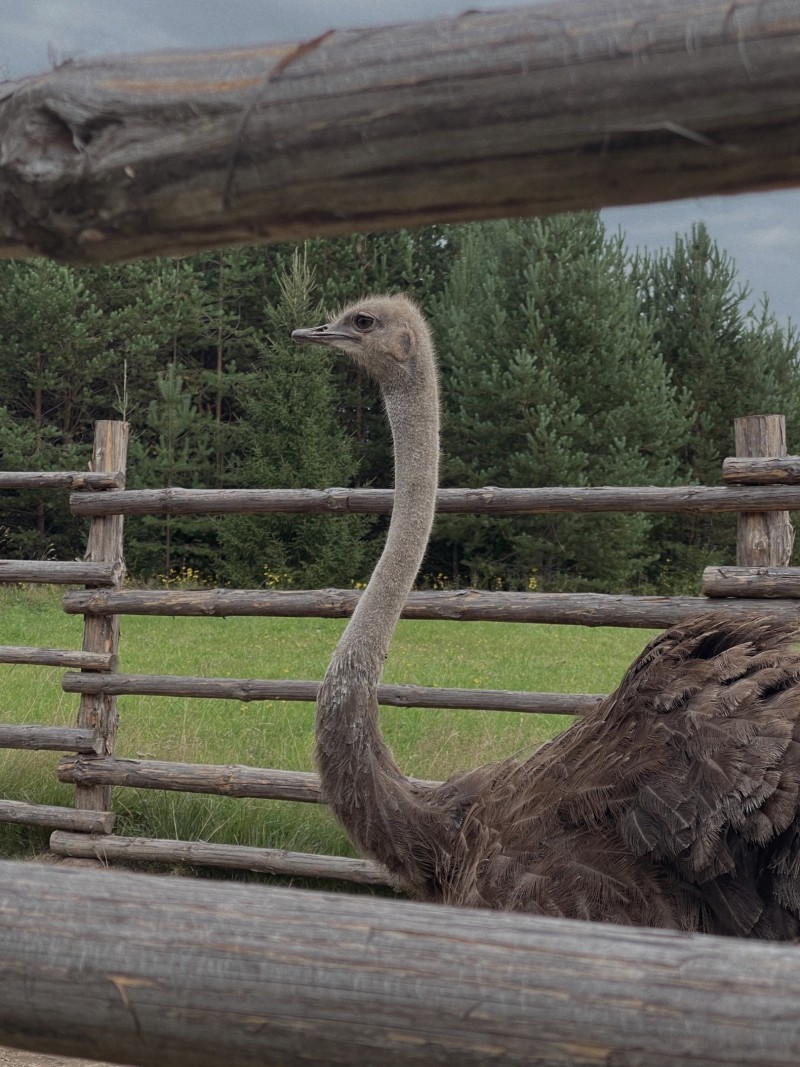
[292,294,800,938]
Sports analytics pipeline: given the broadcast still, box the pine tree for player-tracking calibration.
[633,223,800,583]
[432,215,692,591]
[217,251,371,588]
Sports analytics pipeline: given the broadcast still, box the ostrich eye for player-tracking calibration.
[352,313,376,331]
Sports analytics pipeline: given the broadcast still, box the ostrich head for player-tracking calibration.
[291,293,435,396]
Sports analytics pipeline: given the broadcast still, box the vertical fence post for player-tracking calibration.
[74,420,129,815]
[734,414,795,566]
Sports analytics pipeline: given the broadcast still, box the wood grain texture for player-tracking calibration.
[68,483,800,516]
[0,559,121,585]
[61,586,800,628]
[0,800,113,832]
[75,420,129,812]
[2,0,800,263]
[3,860,800,1065]
[56,755,438,802]
[723,455,800,484]
[0,646,115,670]
[0,470,124,490]
[734,416,795,567]
[61,671,602,716]
[50,831,395,886]
[702,566,800,598]
[0,724,101,752]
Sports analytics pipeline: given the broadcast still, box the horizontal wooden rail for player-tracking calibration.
[0,645,116,670]
[69,483,800,517]
[702,566,800,599]
[3,861,800,1066]
[0,725,101,753]
[0,799,113,832]
[0,559,122,585]
[61,587,800,628]
[722,456,800,484]
[56,756,437,802]
[61,671,601,716]
[2,0,800,264]
[0,470,124,490]
[50,832,394,886]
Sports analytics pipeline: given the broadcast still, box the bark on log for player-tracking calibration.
[0,799,113,832]
[50,832,394,887]
[75,420,128,813]
[722,455,800,485]
[0,724,101,753]
[2,0,800,264]
[702,566,800,599]
[61,671,602,716]
[61,587,800,628]
[0,470,123,490]
[0,559,121,585]
[3,860,800,1066]
[56,756,438,802]
[57,756,325,801]
[68,483,800,517]
[0,645,116,670]
[734,416,795,566]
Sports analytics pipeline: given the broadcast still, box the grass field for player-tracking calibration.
[0,584,657,873]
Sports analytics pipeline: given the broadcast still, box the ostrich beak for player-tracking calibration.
[291,324,353,347]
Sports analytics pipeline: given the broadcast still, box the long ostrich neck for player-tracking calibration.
[316,360,440,874]
[342,383,439,666]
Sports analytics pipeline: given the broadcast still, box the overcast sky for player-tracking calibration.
[1,0,797,327]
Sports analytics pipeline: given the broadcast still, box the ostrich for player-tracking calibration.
[292,293,800,938]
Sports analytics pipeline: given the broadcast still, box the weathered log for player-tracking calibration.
[56,756,437,802]
[702,566,800,599]
[0,799,113,832]
[0,559,122,585]
[61,586,800,628]
[734,416,795,567]
[722,455,800,485]
[50,832,394,887]
[58,756,325,801]
[0,645,116,670]
[61,671,602,716]
[68,483,800,517]
[3,860,800,1066]
[0,470,123,490]
[75,420,128,814]
[2,0,800,265]
[0,724,101,753]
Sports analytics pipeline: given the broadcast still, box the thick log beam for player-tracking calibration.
[2,0,800,264]
[3,861,800,1066]
[69,483,800,517]
[61,671,602,716]
[61,586,800,628]
[723,456,800,484]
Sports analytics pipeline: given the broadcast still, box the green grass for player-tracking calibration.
[0,585,657,871]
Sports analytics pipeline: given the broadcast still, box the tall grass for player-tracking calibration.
[0,585,656,869]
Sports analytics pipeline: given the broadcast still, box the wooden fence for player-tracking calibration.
[3,1,800,1063]
[1,411,799,886]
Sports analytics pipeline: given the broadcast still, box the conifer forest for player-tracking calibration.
[1,213,797,593]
